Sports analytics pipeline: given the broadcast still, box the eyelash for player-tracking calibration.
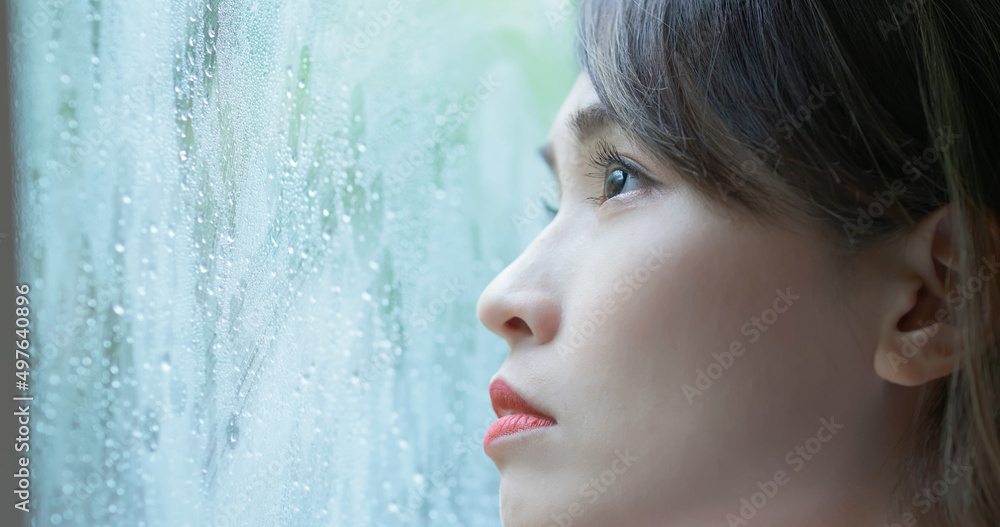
[585,141,629,206]
[543,141,649,219]
[544,200,559,218]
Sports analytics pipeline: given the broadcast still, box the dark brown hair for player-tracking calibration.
[577,1,1000,525]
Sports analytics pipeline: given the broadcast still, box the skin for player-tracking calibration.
[476,73,961,527]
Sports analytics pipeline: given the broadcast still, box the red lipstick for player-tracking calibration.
[484,379,556,452]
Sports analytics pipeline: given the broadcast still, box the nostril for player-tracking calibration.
[504,317,533,336]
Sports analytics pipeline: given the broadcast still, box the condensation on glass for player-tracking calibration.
[10,0,574,525]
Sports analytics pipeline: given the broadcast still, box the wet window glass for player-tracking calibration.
[9,1,575,524]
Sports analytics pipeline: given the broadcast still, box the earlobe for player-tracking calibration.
[874,322,962,386]
[872,204,964,387]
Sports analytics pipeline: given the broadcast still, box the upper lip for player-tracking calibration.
[489,379,556,422]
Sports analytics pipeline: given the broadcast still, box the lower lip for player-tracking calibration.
[483,414,556,451]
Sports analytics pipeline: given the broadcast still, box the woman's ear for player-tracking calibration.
[873,205,964,386]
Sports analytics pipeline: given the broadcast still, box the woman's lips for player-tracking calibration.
[484,379,556,451]
[483,413,557,450]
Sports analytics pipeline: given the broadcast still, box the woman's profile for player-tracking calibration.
[476,1,1000,526]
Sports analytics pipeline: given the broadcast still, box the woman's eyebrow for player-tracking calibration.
[538,102,614,195]
[568,102,614,144]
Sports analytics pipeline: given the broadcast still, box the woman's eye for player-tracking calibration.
[543,200,559,220]
[603,167,640,202]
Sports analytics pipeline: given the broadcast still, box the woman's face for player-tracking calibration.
[476,73,915,527]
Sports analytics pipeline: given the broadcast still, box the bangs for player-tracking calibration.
[575,0,947,242]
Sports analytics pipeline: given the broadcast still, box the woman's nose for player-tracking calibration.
[476,235,563,349]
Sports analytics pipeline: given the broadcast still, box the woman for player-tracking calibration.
[476,1,1000,526]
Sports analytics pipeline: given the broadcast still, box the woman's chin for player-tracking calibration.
[498,471,578,527]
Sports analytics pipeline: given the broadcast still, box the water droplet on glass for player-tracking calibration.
[227,414,240,447]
